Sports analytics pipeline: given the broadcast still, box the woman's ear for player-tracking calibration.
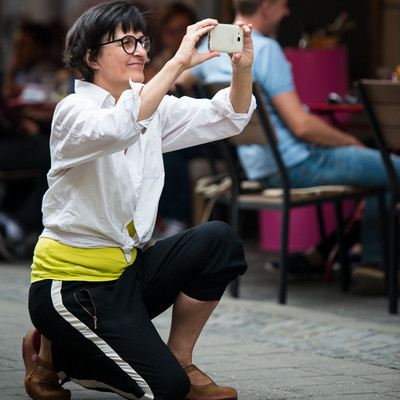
[84,49,99,70]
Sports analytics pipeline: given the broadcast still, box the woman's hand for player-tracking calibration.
[138,19,219,121]
[228,22,253,114]
[229,22,253,72]
[171,19,220,72]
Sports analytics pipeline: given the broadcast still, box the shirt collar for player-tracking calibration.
[74,79,116,108]
[252,29,264,39]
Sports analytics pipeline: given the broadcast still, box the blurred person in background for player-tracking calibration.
[4,21,60,101]
[0,96,50,260]
[145,2,197,82]
[177,0,400,294]
[3,21,71,134]
[0,21,64,259]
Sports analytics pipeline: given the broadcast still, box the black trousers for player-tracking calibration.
[28,221,247,400]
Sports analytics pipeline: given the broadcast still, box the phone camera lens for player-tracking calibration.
[237,37,241,41]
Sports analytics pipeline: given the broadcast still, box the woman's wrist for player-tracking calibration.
[231,65,252,79]
[165,58,187,80]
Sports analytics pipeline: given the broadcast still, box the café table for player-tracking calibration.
[307,103,367,133]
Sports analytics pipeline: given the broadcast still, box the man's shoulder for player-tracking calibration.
[253,33,282,52]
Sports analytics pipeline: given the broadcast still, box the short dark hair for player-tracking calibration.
[233,0,276,16]
[64,0,148,82]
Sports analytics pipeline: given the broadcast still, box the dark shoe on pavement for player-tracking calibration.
[352,264,386,295]
[270,253,325,275]
[184,364,237,400]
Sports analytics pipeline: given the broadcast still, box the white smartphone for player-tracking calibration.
[208,24,243,53]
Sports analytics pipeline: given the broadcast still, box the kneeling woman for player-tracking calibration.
[23,1,255,399]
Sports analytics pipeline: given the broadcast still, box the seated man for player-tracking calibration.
[177,0,400,292]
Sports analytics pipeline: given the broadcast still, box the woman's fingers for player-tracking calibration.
[185,19,218,43]
[230,23,253,68]
[186,18,218,33]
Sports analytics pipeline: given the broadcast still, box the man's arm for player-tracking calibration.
[272,90,363,147]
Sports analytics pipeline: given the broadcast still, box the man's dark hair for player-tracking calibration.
[64,0,148,82]
[233,0,276,16]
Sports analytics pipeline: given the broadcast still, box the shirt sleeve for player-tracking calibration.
[253,39,294,99]
[50,82,153,169]
[158,87,256,153]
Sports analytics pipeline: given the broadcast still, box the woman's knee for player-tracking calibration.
[196,221,241,247]
[193,221,247,277]
[155,367,190,400]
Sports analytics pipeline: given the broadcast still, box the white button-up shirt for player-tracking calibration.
[41,79,256,262]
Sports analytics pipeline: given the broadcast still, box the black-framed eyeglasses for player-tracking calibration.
[98,35,151,54]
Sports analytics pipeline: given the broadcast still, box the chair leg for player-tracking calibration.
[278,207,290,304]
[229,200,240,298]
[378,193,389,273]
[324,200,364,284]
[334,201,350,291]
[388,214,398,314]
[316,204,326,242]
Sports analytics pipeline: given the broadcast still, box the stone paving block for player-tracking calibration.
[362,373,400,387]
[292,380,397,397]
[237,385,300,400]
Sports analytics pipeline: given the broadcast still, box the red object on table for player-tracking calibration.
[307,103,366,132]
[307,103,363,113]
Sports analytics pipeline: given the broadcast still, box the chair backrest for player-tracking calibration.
[198,81,290,193]
[357,79,400,200]
[198,82,276,146]
[357,80,400,148]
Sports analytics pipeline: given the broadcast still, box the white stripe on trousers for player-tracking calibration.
[51,280,154,400]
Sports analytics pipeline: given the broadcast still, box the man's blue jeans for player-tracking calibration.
[264,144,400,263]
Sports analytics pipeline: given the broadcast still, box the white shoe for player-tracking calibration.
[0,212,26,260]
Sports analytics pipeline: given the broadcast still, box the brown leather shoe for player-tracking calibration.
[23,329,71,400]
[352,265,386,295]
[184,364,238,400]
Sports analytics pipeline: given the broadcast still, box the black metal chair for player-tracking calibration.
[197,81,388,304]
[357,79,400,314]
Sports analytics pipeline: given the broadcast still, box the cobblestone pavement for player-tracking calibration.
[1,242,400,400]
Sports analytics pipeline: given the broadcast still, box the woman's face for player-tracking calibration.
[90,26,148,99]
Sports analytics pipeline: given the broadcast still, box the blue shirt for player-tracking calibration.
[192,30,310,180]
